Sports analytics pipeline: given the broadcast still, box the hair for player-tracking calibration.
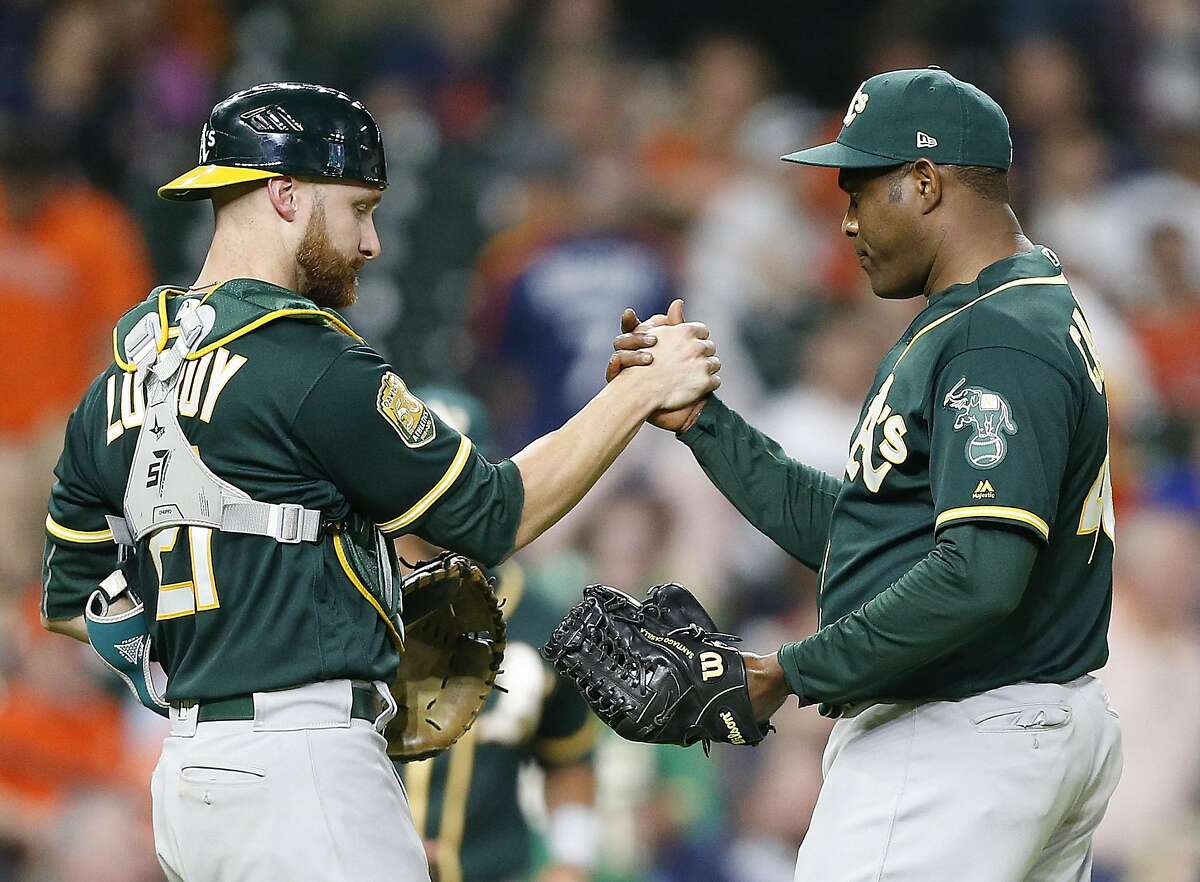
[883,162,1009,204]
[886,162,915,202]
[210,179,269,216]
[951,165,1010,203]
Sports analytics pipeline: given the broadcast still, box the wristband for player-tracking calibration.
[547,804,598,869]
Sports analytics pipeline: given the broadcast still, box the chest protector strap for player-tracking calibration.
[117,297,323,545]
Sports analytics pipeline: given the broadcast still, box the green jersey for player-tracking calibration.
[43,280,523,700]
[400,563,595,882]
[681,247,1113,703]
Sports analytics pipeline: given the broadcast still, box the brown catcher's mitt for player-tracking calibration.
[386,553,506,761]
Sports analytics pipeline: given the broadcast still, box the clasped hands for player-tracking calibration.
[604,299,717,432]
[604,299,793,722]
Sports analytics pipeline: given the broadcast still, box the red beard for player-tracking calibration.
[295,203,364,309]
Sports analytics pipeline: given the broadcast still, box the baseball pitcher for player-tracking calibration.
[600,68,1121,881]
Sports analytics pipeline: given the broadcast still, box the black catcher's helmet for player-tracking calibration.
[158,82,387,201]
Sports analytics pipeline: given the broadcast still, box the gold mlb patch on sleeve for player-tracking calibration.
[377,371,436,448]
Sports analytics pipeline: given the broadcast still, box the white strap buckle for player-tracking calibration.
[271,503,306,544]
[97,569,129,602]
[124,313,162,385]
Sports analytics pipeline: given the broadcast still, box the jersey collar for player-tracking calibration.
[113,279,362,371]
[907,245,1062,332]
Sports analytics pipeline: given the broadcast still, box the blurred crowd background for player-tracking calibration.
[2,0,1200,880]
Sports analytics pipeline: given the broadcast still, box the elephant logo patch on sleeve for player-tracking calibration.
[943,377,1017,469]
[377,371,436,448]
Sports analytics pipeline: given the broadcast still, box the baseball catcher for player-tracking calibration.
[542,582,770,750]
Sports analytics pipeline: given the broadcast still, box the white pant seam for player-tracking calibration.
[875,707,917,881]
[304,728,351,876]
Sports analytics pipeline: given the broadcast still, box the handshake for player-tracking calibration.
[603,299,719,433]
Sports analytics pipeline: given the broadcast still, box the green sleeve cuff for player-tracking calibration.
[776,642,812,705]
[415,455,525,567]
[676,396,727,447]
[493,457,525,556]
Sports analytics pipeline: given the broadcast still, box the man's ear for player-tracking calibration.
[913,159,942,215]
[266,176,299,222]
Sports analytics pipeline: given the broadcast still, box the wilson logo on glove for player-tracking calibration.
[720,711,746,744]
[542,582,771,753]
[700,651,724,681]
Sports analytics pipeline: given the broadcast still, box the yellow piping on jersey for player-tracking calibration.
[535,716,600,766]
[45,515,114,544]
[377,435,474,533]
[114,301,364,371]
[113,287,175,371]
[332,532,405,650]
[156,288,171,349]
[893,274,1069,370]
[935,505,1050,540]
[185,308,363,360]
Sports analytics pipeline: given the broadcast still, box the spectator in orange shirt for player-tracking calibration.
[0,124,152,437]
[0,124,151,599]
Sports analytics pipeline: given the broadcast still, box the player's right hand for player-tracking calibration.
[607,299,713,433]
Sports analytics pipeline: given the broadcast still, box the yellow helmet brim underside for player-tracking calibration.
[157,165,282,201]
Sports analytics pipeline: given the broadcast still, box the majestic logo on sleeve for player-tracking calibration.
[377,371,436,448]
[943,378,1017,469]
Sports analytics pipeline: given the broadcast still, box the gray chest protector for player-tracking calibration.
[86,296,402,714]
[119,298,323,545]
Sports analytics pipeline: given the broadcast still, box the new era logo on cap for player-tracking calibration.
[916,131,938,149]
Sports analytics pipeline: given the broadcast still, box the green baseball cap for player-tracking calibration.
[782,67,1012,170]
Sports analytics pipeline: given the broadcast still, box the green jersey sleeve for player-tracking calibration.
[677,396,840,570]
[931,347,1075,544]
[43,395,121,621]
[777,523,1039,708]
[292,346,522,565]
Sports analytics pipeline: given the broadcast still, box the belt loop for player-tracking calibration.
[170,703,199,737]
[372,680,397,732]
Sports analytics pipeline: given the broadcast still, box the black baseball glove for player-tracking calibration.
[541,582,770,751]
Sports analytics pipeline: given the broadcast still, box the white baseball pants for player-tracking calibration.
[151,679,429,882]
[795,676,1123,881]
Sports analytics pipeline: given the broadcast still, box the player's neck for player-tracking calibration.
[192,224,299,294]
[923,207,1033,300]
